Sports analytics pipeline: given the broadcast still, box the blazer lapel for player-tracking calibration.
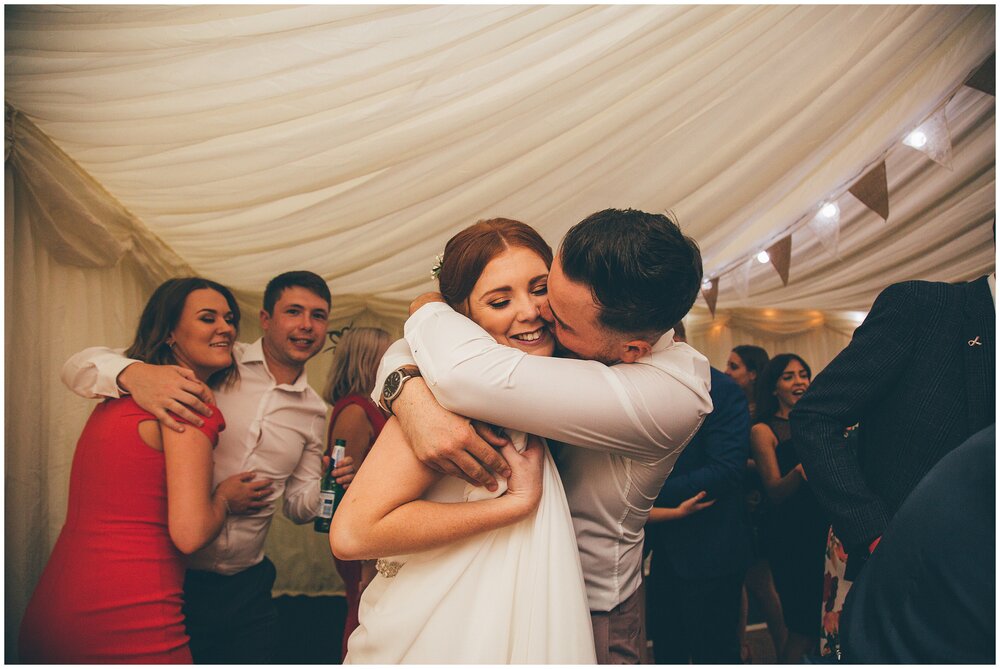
[962,276,995,431]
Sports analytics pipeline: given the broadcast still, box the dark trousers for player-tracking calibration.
[182,557,278,664]
[646,556,745,664]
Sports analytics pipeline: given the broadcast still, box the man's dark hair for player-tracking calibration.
[263,271,331,314]
[559,208,703,338]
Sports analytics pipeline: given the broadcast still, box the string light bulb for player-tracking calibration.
[756,250,770,264]
[701,279,713,290]
[904,129,928,149]
[819,202,840,219]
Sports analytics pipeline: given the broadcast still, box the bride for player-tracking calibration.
[330,218,596,664]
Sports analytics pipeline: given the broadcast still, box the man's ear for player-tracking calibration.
[619,338,652,364]
[259,308,271,330]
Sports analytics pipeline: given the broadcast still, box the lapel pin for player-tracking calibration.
[968,336,982,347]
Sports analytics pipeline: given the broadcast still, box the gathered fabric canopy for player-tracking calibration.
[4,5,994,658]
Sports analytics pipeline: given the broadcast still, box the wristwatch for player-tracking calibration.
[379,366,421,414]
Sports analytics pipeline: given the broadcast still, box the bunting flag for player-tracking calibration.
[701,278,719,318]
[767,236,792,286]
[704,67,982,292]
[903,108,953,169]
[965,52,995,96]
[849,161,890,221]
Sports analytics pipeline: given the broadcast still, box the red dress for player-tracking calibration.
[19,397,225,664]
[327,394,386,660]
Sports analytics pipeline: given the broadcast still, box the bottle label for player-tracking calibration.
[317,491,336,519]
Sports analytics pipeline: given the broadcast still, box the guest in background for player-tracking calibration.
[792,273,995,580]
[644,322,752,664]
[726,345,787,660]
[60,270,353,663]
[820,526,850,658]
[20,278,261,663]
[726,345,768,420]
[751,353,828,663]
[322,325,392,660]
[819,424,859,659]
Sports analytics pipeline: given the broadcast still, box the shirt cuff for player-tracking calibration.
[101,359,141,399]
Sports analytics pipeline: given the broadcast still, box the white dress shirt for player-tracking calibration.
[62,338,327,575]
[375,302,713,612]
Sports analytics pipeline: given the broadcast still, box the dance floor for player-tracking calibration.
[273,594,778,664]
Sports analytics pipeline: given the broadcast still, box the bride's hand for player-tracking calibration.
[501,436,544,517]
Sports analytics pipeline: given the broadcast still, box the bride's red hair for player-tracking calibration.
[438,218,553,314]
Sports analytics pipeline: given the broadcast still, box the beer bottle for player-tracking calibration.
[314,439,346,533]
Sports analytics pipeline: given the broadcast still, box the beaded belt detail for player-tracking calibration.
[375,558,403,578]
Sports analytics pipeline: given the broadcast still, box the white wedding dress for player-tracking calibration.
[344,430,596,664]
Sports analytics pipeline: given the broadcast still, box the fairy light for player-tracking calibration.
[819,202,840,220]
[756,250,770,264]
[904,129,928,149]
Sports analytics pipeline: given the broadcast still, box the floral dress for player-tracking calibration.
[820,528,851,658]
[819,424,858,659]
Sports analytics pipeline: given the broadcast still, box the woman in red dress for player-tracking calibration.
[321,326,391,660]
[19,278,259,663]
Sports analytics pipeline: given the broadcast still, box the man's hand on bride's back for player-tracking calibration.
[501,436,544,517]
[393,379,512,491]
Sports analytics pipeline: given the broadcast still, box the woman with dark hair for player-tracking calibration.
[726,344,789,660]
[726,344,769,420]
[19,278,259,663]
[331,219,595,663]
[750,353,829,663]
[321,326,392,660]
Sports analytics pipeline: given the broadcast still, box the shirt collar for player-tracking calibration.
[989,273,995,307]
[241,337,267,364]
[651,331,675,353]
[240,338,312,391]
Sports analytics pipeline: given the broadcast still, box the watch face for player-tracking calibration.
[383,372,401,399]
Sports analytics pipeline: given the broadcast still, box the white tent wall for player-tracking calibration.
[4,5,995,659]
[5,166,162,657]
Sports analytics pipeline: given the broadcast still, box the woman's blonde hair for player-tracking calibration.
[322,326,392,405]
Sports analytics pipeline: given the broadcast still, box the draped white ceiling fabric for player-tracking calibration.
[3,5,995,659]
[6,5,995,316]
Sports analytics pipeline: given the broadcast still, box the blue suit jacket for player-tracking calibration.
[645,367,752,579]
[792,276,994,577]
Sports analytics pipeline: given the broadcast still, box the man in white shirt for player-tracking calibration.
[373,209,713,663]
[62,271,348,663]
